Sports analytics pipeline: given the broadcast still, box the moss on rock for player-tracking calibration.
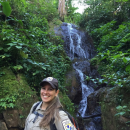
[99,87,130,130]
[0,67,38,128]
[48,18,62,36]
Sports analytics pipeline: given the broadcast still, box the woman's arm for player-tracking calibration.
[55,111,77,130]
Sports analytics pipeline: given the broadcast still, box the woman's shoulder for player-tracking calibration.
[59,110,68,117]
[29,101,41,112]
[32,101,41,107]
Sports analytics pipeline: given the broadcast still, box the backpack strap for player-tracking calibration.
[67,112,79,130]
[32,101,43,123]
[32,101,41,113]
[32,101,57,130]
[50,118,57,130]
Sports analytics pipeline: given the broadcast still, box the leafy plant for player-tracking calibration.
[115,105,130,116]
[0,0,74,114]
[0,94,17,111]
[0,1,12,17]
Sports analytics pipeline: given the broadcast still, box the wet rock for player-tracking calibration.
[65,69,82,103]
[92,117,102,130]
[3,109,19,128]
[73,61,90,75]
[0,121,8,130]
[8,128,20,130]
[73,60,101,90]
[0,113,3,120]
[119,116,130,123]
[84,120,97,130]
[99,87,130,130]
[54,26,62,37]
[87,88,106,115]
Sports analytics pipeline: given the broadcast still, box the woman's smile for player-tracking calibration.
[40,83,59,104]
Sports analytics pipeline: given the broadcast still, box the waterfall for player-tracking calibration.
[61,22,101,130]
[67,23,86,60]
[73,67,94,117]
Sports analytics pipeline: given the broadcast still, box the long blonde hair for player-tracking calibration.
[39,96,62,127]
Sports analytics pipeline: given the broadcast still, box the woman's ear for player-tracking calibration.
[56,89,59,96]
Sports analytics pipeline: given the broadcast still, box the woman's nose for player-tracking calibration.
[43,89,48,93]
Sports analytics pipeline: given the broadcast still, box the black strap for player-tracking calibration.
[32,103,71,130]
[50,118,57,130]
[33,111,44,117]
[32,111,43,123]
[32,101,43,123]
[32,101,57,130]
[32,101,41,113]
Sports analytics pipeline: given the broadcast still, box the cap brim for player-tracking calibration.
[40,81,56,89]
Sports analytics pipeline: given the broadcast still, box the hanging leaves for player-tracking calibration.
[125,65,130,73]
[1,1,12,17]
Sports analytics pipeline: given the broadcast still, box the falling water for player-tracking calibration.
[60,22,100,130]
[63,23,88,60]
[73,67,94,117]
[67,23,75,59]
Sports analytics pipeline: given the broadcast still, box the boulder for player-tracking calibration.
[3,110,19,128]
[87,88,107,114]
[0,121,8,130]
[0,68,38,129]
[0,113,3,120]
[8,128,21,130]
[65,68,82,103]
[99,87,130,130]
[87,87,130,130]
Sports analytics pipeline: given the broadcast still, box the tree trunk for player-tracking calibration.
[58,0,66,21]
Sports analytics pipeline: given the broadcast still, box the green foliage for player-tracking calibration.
[9,0,58,22]
[0,1,12,17]
[64,0,82,25]
[0,0,75,114]
[79,0,130,32]
[0,86,37,112]
[0,95,16,110]
[115,105,130,116]
[65,12,82,25]
[59,92,75,116]
[89,21,130,91]
[0,16,70,89]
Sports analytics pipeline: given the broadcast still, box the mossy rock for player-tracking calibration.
[0,68,19,98]
[0,67,38,124]
[48,18,62,36]
[99,87,130,130]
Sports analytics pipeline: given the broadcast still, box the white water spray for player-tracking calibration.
[67,23,86,60]
[75,68,94,117]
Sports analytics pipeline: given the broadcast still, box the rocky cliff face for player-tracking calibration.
[88,87,130,130]
[55,23,130,130]
[0,68,38,130]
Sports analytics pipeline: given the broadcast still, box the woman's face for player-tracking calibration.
[40,83,59,103]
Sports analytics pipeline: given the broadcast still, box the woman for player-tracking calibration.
[24,77,77,130]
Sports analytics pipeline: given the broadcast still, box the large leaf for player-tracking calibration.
[20,51,28,59]
[125,65,130,73]
[1,2,12,17]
